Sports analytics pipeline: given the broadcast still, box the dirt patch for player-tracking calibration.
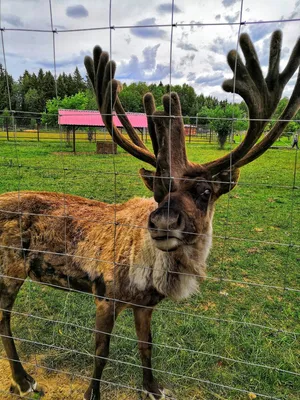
[0,356,138,399]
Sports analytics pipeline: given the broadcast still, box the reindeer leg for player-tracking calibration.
[133,307,175,400]
[84,300,116,400]
[0,278,38,397]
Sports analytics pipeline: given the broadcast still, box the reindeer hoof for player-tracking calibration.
[160,388,175,399]
[140,388,175,400]
[10,377,43,398]
[83,388,100,400]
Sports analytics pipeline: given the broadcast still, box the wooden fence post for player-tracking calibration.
[72,125,76,154]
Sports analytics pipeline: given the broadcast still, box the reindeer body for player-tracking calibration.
[0,191,213,398]
[1,30,299,399]
[0,191,211,303]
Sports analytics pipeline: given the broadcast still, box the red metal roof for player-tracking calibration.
[58,109,148,128]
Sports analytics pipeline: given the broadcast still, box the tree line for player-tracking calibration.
[0,64,87,125]
[0,64,299,148]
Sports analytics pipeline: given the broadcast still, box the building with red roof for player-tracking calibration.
[58,109,148,129]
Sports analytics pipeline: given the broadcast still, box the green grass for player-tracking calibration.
[0,138,299,399]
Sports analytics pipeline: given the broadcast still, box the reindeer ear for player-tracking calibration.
[139,168,155,191]
[213,168,240,198]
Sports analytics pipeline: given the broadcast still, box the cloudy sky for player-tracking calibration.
[0,0,299,101]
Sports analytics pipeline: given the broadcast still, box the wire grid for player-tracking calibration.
[0,0,299,399]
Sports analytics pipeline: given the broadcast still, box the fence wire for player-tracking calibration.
[0,0,299,399]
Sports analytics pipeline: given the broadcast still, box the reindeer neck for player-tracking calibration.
[130,217,213,301]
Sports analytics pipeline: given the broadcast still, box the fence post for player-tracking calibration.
[72,125,76,154]
[6,121,9,141]
[36,119,40,142]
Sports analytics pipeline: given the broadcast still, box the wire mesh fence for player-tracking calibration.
[0,1,299,399]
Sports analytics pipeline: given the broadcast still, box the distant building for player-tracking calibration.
[58,109,148,132]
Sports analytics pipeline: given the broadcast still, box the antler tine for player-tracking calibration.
[114,98,148,149]
[84,46,156,168]
[152,92,188,202]
[236,67,300,167]
[100,54,148,149]
[266,30,282,88]
[203,30,300,175]
[143,93,159,157]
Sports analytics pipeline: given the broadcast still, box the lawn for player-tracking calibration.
[0,138,299,400]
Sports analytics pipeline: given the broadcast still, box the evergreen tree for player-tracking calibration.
[57,73,67,98]
[24,88,40,112]
[42,71,56,102]
[37,69,45,91]
[30,73,38,90]
[0,64,14,110]
[20,70,33,95]
[73,67,86,93]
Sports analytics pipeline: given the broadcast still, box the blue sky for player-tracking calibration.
[0,0,299,100]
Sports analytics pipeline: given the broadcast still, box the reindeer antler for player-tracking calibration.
[84,47,156,167]
[203,30,300,174]
[151,93,188,201]
[84,31,299,201]
[85,46,189,202]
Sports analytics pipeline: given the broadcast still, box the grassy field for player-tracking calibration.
[0,138,299,399]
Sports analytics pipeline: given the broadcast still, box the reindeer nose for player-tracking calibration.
[149,207,184,232]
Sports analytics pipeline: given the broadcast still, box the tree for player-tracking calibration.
[118,82,148,112]
[198,104,247,149]
[11,82,23,112]
[24,88,40,112]
[0,108,12,140]
[172,83,197,122]
[0,64,14,111]
[73,67,86,93]
[85,88,98,110]
[57,73,69,98]
[37,69,45,91]
[266,98,300,136]
[147,83,164,108]
[42,92,89,127]
[42,71,56,101]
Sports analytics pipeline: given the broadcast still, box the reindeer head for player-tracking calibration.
[85,31,300,252]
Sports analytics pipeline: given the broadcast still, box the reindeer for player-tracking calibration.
[0,30,299,400]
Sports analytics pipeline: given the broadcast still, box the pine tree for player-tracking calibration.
[73,66,86,93]
[42,71,56,102]
[37,69,45,91]
[0,64,14,110]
